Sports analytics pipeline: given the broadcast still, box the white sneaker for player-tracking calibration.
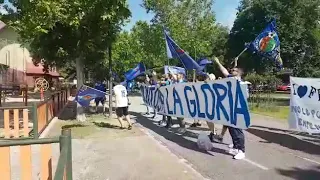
[228,148,238,155]
[177,128,186,134]
[233,150,245,160]
[228,144,234,148]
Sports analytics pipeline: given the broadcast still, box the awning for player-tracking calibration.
[26,62,60,77]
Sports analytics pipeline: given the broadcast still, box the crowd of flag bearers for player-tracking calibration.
[75,20,284,161]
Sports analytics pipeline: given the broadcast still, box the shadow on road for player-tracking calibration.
[247,127,320,155]
[130,111,230,157]
[93,121,122,129]
[276,165,320,180]
[251,125,320,138]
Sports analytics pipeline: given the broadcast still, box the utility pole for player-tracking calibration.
[108,44,113,117]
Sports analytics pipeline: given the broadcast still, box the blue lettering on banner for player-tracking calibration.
[234,81,250,127]
[140,78,251,129]
[173,87,184,115]
[227,81,234,124]
[193,85,205,118]
[184,86,197,117]
[292,83,320,101]
[201,84,215,120]
[213,83,229,121]
[166,88,173,115]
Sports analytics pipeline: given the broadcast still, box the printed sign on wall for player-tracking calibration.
[289,77,320,133]
[141,78,251,129]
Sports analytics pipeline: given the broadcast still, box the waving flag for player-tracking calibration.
[164,29,201,71]
[197,58,212,71]
[164,65,186,75]
[124,62,146,81]
[250,20,283,68]
[75,85,106,107]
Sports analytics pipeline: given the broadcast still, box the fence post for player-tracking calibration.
[52,94,56,116]
[24,85,28,106]
[32,103,39,139]
[0,84,2,107]
[61,129,73,180]
[46,102,49,123]
[57,93,60,112]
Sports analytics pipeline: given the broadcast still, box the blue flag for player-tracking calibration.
[250,20,283,68]
[164,65,186,75]
[124,62,146,81]
[75,85,106,107]
[164,29,201,71]
[197,58,212,71]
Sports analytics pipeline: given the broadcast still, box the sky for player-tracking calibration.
[123,0,241,31]
[1,0,240,30]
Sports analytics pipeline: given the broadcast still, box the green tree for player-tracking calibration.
[3,0,130,120]
[228,0,320,77]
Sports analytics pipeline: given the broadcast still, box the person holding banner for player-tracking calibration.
[143,75,157,118]
[171,72,187,133]
[158,74,173,127]
[213,56,246,160]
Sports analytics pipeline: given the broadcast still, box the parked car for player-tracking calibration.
[277,84,290,91]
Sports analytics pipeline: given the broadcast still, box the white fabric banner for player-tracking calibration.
[289,77,320,133]
[140,78,251,129]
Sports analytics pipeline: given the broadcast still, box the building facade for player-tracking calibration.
[0,20,60,89]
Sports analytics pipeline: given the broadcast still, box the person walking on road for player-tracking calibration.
[213,56,246,160]
[113,82,132,130]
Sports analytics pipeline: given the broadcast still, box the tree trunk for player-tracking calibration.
[108,45,113,117]
[76,57,86,122]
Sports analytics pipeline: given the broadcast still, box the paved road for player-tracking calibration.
[128,96,320,180]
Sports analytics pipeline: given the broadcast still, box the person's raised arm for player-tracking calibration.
[213,56,230,77]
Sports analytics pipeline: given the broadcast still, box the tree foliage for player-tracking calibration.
[228,0,320,77]
[2,0,130,80]
[112,0,229,77]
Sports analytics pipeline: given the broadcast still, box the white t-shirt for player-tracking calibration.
[113,85,128,107]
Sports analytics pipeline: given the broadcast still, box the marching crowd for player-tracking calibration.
[142,57,246,160]
[96,56,247,160]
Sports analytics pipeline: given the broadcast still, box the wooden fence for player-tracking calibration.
[0,129,72,180]
[0,89,70,139]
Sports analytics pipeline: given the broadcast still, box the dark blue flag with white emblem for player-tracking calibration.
[75,85,106,107]
[249,20,283,68]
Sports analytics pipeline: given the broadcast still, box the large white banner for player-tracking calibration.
[141,78,251,129]
[289,77,320,133]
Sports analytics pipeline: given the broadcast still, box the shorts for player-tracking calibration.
[116,106,129,117]
[95,97,106,105]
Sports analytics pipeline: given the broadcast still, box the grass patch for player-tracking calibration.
[48,121,98,139]
[250,105,290,120]
[47,113,144,139]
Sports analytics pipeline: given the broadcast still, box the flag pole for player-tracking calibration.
[231,47,248,67]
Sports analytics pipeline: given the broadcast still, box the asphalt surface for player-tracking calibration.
[128,96,320,180]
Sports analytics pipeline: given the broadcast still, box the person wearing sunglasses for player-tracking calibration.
[213,56,246,160]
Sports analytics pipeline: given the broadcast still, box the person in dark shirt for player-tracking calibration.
[94,81,107,113]
[213,56,246,160]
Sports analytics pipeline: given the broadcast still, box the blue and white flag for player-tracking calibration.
[164,65,186,75]
[164,28,201,71]
[249,20,283,68]
[75,85,106,107]
[124,62,146,81]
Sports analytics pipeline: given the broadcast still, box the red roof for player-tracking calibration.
[26,62,60,77]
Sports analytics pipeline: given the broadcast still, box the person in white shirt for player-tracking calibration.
[113,82,132,130]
